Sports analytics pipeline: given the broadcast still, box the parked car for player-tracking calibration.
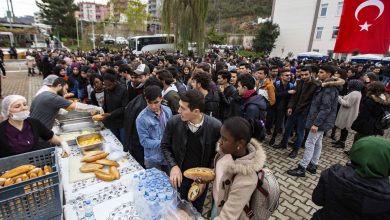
[103,36,115,44]
[115,37,128,45]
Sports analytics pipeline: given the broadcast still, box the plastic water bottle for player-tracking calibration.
[84,199,94,219]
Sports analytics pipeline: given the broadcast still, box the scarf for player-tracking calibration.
[242,89,257,100]
[350,136,390,178]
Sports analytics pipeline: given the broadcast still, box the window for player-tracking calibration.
[316,27,324,39]
[336,2,343,16]
[320,3,328,17]
[332,26,339,39]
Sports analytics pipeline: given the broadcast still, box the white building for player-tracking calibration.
[33,12,51,37]
[147,0,163,33]
[270,0,387,59]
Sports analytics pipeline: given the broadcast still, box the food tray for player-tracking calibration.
[76,132,104,151]
[0,148,62,220]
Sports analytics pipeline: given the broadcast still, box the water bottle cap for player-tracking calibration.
[85,200,91,205]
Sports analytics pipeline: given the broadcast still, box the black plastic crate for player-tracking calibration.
[0,148,62,220]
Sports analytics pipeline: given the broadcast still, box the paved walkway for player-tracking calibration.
[1,61,389,219]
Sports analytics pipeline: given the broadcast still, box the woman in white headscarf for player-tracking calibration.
[0,95,66,158]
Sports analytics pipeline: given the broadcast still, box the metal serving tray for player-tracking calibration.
[76,132,104,152]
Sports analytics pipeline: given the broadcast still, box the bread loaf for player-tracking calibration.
[92,114,105,121]
[109,166,120,180]
[44,165,53,174]
[1,165,36,178]
[183,167,215,182]
[95,159,119,167]
[82,152,109,163]
[94,170,116,181]
[80,163,104,173]
[188,184,201,201]
[29,172,37,179]
[0,178,6,186]
[83,150,104,157]
[11,174,29,182]
[4,178,14,186]
[28,167,42,175]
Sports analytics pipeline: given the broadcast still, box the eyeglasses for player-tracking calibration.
[283,75,291,77]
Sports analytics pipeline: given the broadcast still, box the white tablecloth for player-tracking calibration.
[57,128,144,219]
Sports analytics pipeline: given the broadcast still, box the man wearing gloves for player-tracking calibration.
[30,78,103,129]
[0,95,69,158]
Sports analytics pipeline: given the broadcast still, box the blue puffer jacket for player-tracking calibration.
[305,78,345,132]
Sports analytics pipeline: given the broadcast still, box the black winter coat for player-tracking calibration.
[123,94,147,167]
[161,115,221,170]
[218,85,241,121]
[205,90,221,120]
[103,84,129,129]
[352,94,390,136]
[305,78,345,131]
[288,77,320,115]
[312,164,390,220]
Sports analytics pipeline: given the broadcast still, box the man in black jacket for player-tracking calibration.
[100,73,129,143]
[273,67,320,158]
[123,78,164,167]
[161,90,221,213]
[127,63,149,102]
[217,70,241,121]
[191,71,221,120]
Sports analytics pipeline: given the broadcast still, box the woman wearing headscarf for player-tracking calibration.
[0,95,67,158]
[332,80,364,148]
[312,136,390,220]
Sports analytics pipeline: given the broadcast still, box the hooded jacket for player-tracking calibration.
[213,139,266,220]
[242,91,268,121]
[352,93,390,136]
[305,77,345,131]
[312,164,390,220]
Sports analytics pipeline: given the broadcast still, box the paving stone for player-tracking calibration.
[294,200,312,213]
[281,200,298,212]
[284,209,304,220]
[2,66,389,220]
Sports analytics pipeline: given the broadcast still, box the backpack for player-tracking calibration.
[244,168,280,220]
[375,107,390,130]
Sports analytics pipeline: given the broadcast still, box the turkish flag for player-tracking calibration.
[334,0,390,54]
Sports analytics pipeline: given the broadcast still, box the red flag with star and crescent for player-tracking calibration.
[334,0,390,54]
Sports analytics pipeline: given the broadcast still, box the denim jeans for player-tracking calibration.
[281,113,306,149]
[299,131,324,168]
[178,177,208,214]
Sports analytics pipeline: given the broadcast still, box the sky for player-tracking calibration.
[0,0,109,17]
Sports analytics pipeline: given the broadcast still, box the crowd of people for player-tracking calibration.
[0,46,389,219]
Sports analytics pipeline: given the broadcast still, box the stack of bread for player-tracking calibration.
[0,164,53,188]
[79,150,120,182]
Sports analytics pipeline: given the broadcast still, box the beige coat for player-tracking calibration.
[213,138,266,220]
[335,91,362,129]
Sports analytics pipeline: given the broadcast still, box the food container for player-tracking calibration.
[0,148,62,220]
[76,132,104,151]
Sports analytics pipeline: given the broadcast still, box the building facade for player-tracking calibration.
[79,2,109,22]
[270,0,388,59]
[147,0,163,33]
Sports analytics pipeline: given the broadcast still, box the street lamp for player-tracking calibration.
[74,11,80,47]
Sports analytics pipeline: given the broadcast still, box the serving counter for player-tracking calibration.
[53,112,144,220]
